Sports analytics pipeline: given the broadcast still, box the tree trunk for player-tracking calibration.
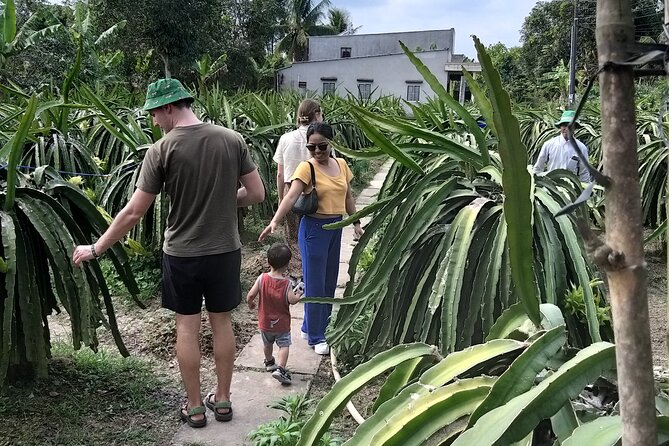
[597,0,657,444]
[159,52,171,78]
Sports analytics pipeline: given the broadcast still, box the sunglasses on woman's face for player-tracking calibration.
[306,142,329,152]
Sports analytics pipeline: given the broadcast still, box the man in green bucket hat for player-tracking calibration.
[73,78,266,427]
[532,110,590,182]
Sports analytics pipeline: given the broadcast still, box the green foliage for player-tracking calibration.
[485,42,525,100]
[249,394,343,446]
[356,246,374,272]
[99,253,160,303]
[300,315,624,445]
[326,7,358,35]
[195,53,227,90]
[0,0,61,69]
[89,0,226,80]
[563,280,611,327]
[277,0,335,62]
[488,0,663,104]
[297,343,439,446]
[562,415,669,445]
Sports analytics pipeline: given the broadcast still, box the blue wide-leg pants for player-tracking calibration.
[298,215,342,345]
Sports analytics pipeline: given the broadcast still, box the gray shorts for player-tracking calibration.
[261,331,292,348]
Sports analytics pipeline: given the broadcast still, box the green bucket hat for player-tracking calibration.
[142,78,193,111]
[555,110,579,128]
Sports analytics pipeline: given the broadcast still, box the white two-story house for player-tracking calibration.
[276,29,481,104]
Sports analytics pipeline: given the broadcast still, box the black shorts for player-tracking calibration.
[162,250,242,315]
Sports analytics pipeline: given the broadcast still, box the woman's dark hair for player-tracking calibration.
[267,243,292,269]
[297,99,321,126]
[306,121,334,141]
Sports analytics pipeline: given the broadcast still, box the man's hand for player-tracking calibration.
[72,244,97,266]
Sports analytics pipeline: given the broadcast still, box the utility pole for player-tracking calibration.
[568,0,578,107]
[597,0,657,444]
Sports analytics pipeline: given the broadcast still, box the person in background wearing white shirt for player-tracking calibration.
[533,110,591,182]
[273,99,323,249]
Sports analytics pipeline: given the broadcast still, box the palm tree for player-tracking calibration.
[327,7,360,35]
[277,0,333,62]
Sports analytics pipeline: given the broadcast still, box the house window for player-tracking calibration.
[298,81,307,95]
[407,85,421,102]
[358,83,371,100]
[341,47,351,58]
[322,82,335,95]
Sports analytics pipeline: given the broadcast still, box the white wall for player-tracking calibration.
[278,51,450,103]
[308,29,455,61]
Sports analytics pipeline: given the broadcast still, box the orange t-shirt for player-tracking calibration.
[290,158,353,215]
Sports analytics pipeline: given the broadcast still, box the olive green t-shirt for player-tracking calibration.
[136,123,257,257]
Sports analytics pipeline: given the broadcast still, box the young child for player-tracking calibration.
[247,243,303,385]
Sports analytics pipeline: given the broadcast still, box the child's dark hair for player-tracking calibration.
[307,121,334,141]
[267,243,292,269]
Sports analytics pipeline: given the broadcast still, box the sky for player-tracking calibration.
[334,0,541,59]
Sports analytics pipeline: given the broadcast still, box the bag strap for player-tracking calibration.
[306,161,316,187]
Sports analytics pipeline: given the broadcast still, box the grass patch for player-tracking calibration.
[0,343,181,446]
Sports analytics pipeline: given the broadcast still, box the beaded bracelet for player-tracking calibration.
[91,243,101,259]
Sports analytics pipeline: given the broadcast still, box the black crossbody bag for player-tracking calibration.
[292,161,319,215]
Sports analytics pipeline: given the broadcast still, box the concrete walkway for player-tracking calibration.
[170,160,391,446]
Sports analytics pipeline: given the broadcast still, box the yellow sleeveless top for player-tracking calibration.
[290,158,353,215]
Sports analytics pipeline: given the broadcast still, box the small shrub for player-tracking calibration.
[248,394,342,446]
[100,252,161,302]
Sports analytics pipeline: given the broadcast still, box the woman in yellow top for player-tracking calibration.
[259,122,363,355]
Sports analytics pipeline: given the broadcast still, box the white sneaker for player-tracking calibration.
[300,331,308,340]
[314,342,330,355]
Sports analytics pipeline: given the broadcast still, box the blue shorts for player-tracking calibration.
[261,331,292,348]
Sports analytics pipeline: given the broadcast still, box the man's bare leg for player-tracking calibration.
[176,313,204,421]
[209,311,235,407]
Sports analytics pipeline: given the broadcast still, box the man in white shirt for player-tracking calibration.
[533,110,591,182]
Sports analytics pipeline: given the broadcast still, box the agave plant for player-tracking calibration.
[317,39,610,369]
[0,96,139,384]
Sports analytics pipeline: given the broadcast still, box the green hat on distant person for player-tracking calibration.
[555,110,579,128]
[142,78,193,111]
